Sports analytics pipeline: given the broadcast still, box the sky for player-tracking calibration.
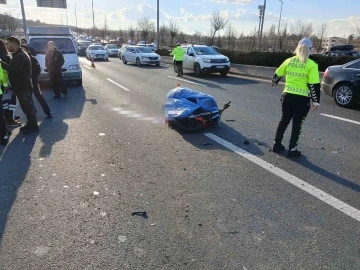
[1,0,360,38]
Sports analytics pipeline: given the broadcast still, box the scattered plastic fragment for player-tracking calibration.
[118,235,127,243]
[99,133,106,136]
[332,151,338,154]
[101,174,105,177]
[89,240,95,244]
[100,211,107,217]
[93,191,100,196]
[226,119,235,122]
[150,223,156,226]
[131,211,148,219]
[63,185,69,188]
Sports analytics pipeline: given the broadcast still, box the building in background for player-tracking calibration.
[322,37,348,52]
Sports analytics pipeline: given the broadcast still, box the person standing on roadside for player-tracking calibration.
[170,42,185,77]
[45,41,67,99]
[20,38,37,56]
[22,44,52,119]
[0,55,11,145]
[271,38,320,158]
[0,37,39,134]
[0,39,21,127]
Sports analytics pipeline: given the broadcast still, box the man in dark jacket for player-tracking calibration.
[22,45,52,119]
[45,41,67,99]
[0,37,38,134]
[20,38,37,56]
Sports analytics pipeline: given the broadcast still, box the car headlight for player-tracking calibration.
[203,58,211,63]
[68,65,80,70]
[226,58,230,63]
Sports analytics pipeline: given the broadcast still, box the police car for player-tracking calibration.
[172,44,230,77]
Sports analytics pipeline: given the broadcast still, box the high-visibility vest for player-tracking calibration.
[170,46,185,61]
[275,56,320,97]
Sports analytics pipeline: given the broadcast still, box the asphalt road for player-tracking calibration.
[0,55,359,270]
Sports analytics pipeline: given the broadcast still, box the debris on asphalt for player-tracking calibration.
[203,142,213,146]
[101,174,105,177]
[118,235,127,243]
[150,223,156,226]
[98,133,106,136]
[131,211,148,219]
[321,147,325,150]
[244,140,250,145]
[269,149,272,152]
[100,211,107,217]
[257,142,263,146]
[230,231,239,234]
[63,185,69,188]
[226,119,235,122]
[52,174,57,176]
[93,191,100,196]
[89,240,95,244]
[332,151,338,154]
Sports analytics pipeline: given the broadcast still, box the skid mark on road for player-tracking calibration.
[205,133,360,223]
[321,113,360,126]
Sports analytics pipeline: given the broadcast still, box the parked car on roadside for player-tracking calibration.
[121,46,161,66]
[86,45,109,61]
[321,58,360,108]
[104,44,120,57]
[172,44,230,77]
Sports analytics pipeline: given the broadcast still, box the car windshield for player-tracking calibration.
[107,45,118,49]
[90,46,104,50]
[136,47,153,53]
[194,46,219,55]
[29,38,76,54]
[78,42,90,46]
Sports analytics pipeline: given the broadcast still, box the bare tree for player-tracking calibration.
[278,21,288,51]
[168,20,179,49]
[137,17,155,43]
[160,24,168,45]
[348,34,355,44]
[225,23,237,49]
[315,22,327,53]
[128,25,135,41]
[290,20,314,37]
[210,10,228,45]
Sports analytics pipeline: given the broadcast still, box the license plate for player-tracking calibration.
[216,66,225,69]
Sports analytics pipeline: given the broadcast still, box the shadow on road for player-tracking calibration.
[0,85,92,241]
[0,133,38,242]
[291,157,360,192]
[172,122,266,157]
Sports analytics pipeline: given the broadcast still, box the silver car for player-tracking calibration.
[105,44,120,57]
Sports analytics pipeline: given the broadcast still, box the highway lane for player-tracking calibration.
[0,56,359,269]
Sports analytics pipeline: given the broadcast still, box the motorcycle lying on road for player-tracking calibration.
[164,86,231,133]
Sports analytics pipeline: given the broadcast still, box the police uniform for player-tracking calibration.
[0,61,10,145]
[170,43,185,77]
[272,38,320,157]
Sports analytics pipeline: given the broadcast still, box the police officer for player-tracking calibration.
[271,38,320,157]
[0,56,10,145]
[170,42,185,77]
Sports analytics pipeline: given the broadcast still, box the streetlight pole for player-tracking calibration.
[275,0,283,51]
[75,0,78,29]
[258,0,266,51]
[156,0,160,50]
[20,0,27,35]
[92,0,95,29]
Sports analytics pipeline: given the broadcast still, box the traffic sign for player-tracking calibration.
[36,0,67,8]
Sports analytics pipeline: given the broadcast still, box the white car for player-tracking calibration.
[121,46,161,66]
[104,44,120,57]
[173,44,230,77]
[86,45,108,61]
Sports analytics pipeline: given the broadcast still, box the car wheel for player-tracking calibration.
[220,71,228,76]
[194,63,202,77]
[76,79,82,86]
[173,62,178,73]
[122,56,127,64]
[136,57,141,66]
[333,83,358,108]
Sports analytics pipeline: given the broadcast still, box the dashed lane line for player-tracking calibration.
[106,78,131,92]
[320,113,360,126]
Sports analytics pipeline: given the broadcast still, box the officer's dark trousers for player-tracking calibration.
[176,61,183,76]
[50,71,67,97]
[275,93,310,150]
[14,90,38,128]
[32,77,51,115]
[0,94,7,139]
[2,92,17,121]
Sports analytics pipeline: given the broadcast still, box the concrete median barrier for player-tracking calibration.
[161,56,324,81]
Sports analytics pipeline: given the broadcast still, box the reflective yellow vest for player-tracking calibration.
[275,56,320,97]
[170,46,185,61]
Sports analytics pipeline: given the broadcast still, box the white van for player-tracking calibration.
[26,26,83,86]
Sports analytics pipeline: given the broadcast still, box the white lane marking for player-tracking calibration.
[111,107,166,124]
[204,133,360,223]
[167,76,207,87]
[320,113,360,126]
[83,65,92,70]
[106,78,130,92]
